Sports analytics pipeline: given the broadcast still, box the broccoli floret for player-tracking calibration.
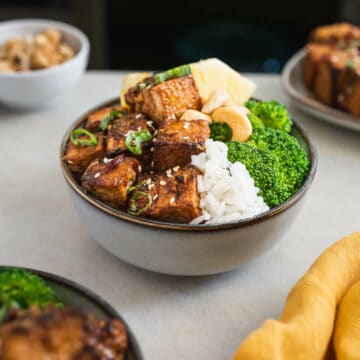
[249,127,310,196]
[0,268,62,322]
[245,100,293,133]
[248,113,265,130]
[210,122,233,142]
[227,141,291,207]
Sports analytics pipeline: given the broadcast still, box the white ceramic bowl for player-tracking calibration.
[0,19,89,109]
[60,99,317,276]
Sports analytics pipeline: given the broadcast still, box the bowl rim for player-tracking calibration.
[0,265,144,360]
[60,97,318,232]
[0,18,89,78]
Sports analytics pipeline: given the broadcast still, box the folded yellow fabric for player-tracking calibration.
[334,278,360,360]
[233,231,360,360]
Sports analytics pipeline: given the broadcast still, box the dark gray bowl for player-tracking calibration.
[0,266,143,360]
[60,98,317,275]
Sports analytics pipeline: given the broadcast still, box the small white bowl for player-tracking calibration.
[0,19,89,110]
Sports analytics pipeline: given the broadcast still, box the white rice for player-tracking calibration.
[190,139,269,224]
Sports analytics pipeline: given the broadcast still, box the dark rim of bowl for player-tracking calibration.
[0,265,143,360]
[60,97,318,232]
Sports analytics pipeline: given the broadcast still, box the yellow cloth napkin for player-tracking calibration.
[233,231,360,360]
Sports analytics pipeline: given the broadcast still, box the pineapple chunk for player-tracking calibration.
[190,58,256,106]
[120,72,151,106]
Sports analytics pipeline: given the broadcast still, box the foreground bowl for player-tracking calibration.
[0,19,89,110]
[0,266,143,360]
[60,98,317,276]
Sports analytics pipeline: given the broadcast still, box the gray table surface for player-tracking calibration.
[1,72,359,360]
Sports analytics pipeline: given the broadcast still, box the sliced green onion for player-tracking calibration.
[70,128,98,147]
[346,59,355,70]
[155,64,191,84]
[125,130,153,155]
[128,191,152,215]
[99,109,126,131]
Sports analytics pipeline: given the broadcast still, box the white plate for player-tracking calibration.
[281,48,360,132]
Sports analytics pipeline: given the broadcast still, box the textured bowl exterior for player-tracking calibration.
[0,19,89,109]
[69,185,306,275]
[61,98,317,276]
[0,266,143,360]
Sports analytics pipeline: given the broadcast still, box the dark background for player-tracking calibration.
[1,0,359,72]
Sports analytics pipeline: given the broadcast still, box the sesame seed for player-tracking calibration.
[94,172,100,178]
[137,126,142,131]
[153,194,158,200]
[160,180,166,185]
[173,166,180,172]
[170,197,175,204]
[146,121,153,126]
[146,178,152,185]
[138,165,142,172]
[154,130,159,135]
[103,158,112,163]
[150,147,154,152]
[151,161,154,167]
[135,114,142,119]
[183,136,190,140]
[66,160,74,164]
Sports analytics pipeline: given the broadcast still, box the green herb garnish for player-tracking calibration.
[70,128,98,147]
[128,191,152,215]
[0,268,62,323]
[99,109,126,131]
[346,59,355,70]
[155,64,191,84]
[125,130,153,155]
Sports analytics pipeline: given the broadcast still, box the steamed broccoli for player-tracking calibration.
[247,113,265,130]
[0,268,62,322]
[210,122,233,142]
[245,100,293,133]
[249,127,310,194]
[227,142,290,207]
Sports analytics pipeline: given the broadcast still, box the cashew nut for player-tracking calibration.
[201,90,230,114]
[180,109,211,122]
[211,105,252,142]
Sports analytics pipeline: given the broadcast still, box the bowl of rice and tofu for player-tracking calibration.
[61,58,317,275]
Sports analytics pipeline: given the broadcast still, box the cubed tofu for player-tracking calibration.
[85,105,125,131]
[153,119,209,172]
[106,113,154,156]
[309,23,360,46]
[128,166,201,223]
[125,75,201,124]
[303,44,334,88]
[81,155,140,208]
[63,132,104,175]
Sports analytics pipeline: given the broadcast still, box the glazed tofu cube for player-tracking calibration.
[125,75,201,124]
[81,155,140,208]
[63,132,104,175]
[128,166,201,223]
[106,113,154,156]
[153,119,209,172]
[85,105,125,131]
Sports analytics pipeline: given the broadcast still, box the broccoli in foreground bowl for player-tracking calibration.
[0,268,62,322]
